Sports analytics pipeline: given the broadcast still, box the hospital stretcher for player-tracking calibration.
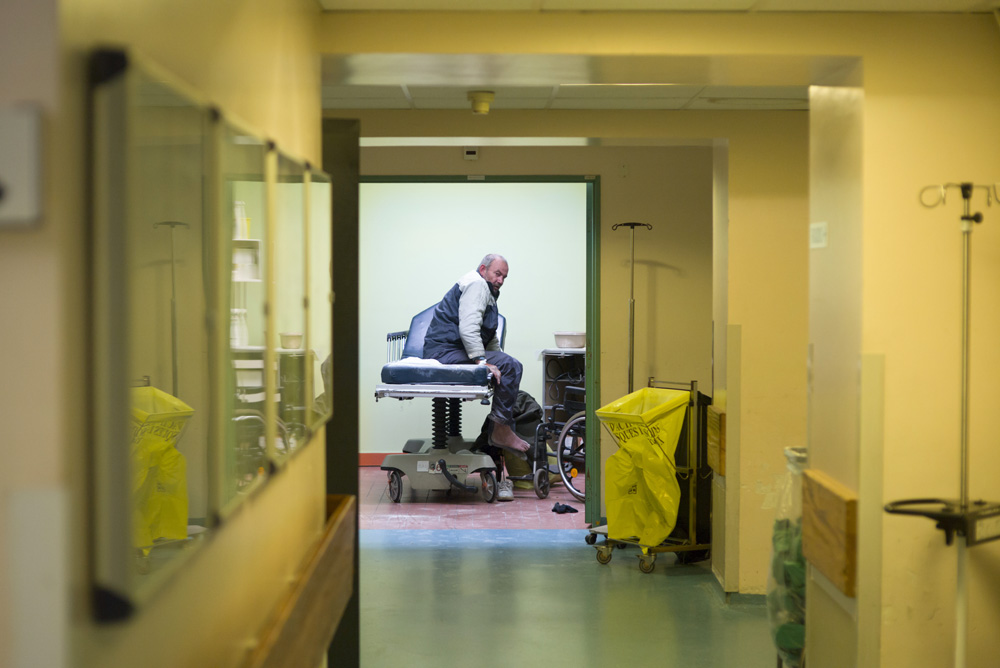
[374,305,505,503]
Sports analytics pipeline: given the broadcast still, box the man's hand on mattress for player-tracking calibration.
[485,363,501,383]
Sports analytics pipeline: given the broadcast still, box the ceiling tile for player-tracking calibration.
[411,98,468,109]
[488,97,552,109]
[321,85,408,100]
[322,97,413,109]
[556,83,705,99]
[541,0,755,9]
[320,0,538,9]
[754,0,993,10]
[686,96,808,110]
[698,85,809,99]
[320,0,996,10]
[408,85,555,99]
[551,97,693,109]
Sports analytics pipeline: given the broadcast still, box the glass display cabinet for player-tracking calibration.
[89,48,332,619]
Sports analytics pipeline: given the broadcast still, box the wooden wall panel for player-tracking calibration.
[802,469,857,598]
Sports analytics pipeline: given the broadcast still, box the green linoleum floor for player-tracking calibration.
[361,529,776,668]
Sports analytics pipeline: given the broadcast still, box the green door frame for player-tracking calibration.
[361,174,602,523]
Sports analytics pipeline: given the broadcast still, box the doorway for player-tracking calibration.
[358,176,597,526]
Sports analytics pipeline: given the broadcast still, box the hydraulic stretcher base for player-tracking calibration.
[381,441,499,503]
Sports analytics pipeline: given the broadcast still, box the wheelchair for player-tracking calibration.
[533,384,587,502]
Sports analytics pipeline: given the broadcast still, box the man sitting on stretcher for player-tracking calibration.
[422,253,531,461]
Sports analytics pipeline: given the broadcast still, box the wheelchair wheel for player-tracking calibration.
[556,411,586,502]
[533,467,550,499]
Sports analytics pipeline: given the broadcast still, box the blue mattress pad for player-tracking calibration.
[380,358,490,385]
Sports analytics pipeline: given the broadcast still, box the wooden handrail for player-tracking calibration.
[245,495,356,668]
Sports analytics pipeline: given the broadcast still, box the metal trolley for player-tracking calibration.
[587,378,712,573]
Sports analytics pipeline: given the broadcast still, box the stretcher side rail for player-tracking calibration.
[374,383,493,404]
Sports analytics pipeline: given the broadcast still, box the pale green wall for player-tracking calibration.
[359,180,588,452]
[353,145,719,518]
[274,180,307,340]
[308,179,334,405]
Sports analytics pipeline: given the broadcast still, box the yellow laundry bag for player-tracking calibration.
[130,387,193,547]
[597,388,689,547]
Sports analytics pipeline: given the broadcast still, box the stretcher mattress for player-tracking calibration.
[380,357,490,386]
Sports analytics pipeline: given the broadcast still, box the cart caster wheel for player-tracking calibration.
[639,555,656,574]
[480,470,498,503]
[533,467,550,499]
[387,470,403,503]
[596,547,613,565]
[585,532,597,545]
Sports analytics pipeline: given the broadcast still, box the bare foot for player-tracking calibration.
[488,422,530,460]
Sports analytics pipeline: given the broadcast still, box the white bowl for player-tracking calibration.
[279,332,303,349]
[554,331,585,348]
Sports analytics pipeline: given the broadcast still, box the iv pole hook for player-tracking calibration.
[612,222,653,393]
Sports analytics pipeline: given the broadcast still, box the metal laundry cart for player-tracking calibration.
[587,379,712,573]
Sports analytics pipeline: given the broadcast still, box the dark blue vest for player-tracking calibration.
[423,282,498,360]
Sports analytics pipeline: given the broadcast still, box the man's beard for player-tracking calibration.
[489,285,501,298]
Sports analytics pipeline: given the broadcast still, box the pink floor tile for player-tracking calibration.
[359,466,590,530]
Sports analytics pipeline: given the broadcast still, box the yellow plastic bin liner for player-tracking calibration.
[130,386,193,548]
[596,387,689,548]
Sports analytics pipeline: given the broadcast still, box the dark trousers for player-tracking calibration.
[430,349,523,426]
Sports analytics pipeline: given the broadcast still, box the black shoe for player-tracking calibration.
[552,503,578,514]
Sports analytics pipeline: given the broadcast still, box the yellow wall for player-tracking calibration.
[808,83,865,664]
[319,10,1000,666]
[0,1,61,663]
[3,5,998,667]
[326,107,811,597]
[857,17,1000,668]
[1,0,328,666]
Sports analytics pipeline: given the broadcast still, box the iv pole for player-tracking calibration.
[885,182,1000,668]
[154,220,189,398]
[954,183,984,668]
[612,222,652,393]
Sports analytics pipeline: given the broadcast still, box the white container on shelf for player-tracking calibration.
[554,331,586,348]
[279,332,303,349]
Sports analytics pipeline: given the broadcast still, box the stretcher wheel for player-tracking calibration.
[638,554,656,574]
[533,467,550,499]
[480,470,498,503]
[387,470,403,503]
[596,547,613,565]
[585,532,597,545]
